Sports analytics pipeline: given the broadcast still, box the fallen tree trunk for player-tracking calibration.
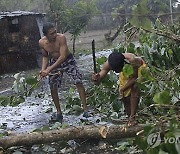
[0,124,144,149]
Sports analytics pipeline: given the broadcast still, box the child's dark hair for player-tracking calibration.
[42,22,55,36]
[108,52,125,73]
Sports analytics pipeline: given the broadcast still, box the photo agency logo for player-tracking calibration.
[147,132,161,148]
[147,132,180,148]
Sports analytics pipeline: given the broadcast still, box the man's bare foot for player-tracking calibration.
[127,116,138,127]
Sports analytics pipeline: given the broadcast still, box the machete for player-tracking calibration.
[92,39,97,73]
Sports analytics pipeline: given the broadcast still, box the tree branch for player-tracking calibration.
[143,28,180,43]
[0,124,144,149]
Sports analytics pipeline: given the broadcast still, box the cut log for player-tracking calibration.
[0,124,144,149]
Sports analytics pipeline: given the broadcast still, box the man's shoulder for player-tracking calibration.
[39,37,47,45]
[124,53,144,67]
[57,33,66,39]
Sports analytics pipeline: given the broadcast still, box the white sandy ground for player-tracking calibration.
[0,50,113,134]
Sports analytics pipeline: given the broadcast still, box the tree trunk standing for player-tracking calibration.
[104,24,124,44]
[0,125,144,149]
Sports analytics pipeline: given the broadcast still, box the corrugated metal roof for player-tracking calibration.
[0,11,45,20]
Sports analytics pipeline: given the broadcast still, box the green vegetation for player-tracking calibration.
[0,0,179,153]
[0,72,39,107]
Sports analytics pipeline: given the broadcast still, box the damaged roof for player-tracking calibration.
[0,11,45,20]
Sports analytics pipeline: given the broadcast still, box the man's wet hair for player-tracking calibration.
[42,22,55,36]
[108,52,125,73]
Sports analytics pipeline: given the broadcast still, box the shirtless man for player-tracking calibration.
[39,22,88,123]
[92,52,146,126]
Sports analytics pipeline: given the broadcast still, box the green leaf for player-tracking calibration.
[109,71,118,82]
[25,76,38,85]
[112,99,122,112]
[118,46,126,53]
[147,148,160,154]
[143,125,154,136]
[175,69,180,75]
[122,64,134,78]
[97,56,107,65]
[51,122,62,129]
[0,96,10,106]
[175,142,180,154]
[127,43,135,53]
[10,96,25,107]
[61,123,69,129]
[134,136,148,150]
[116,141,129,151]
[69,87,74,93]
[140,67,154,81]
[0,133,4,138]
[41,126,51,131]
[72,105,83,114]
[153,91,171,105]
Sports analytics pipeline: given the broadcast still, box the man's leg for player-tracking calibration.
[76,83,88,112]
[48,58,63,123]
[122,96,131,117]
[50,86,62,114]
[128,84,140,126]
[65,54,89,117]
[50,85,63,123]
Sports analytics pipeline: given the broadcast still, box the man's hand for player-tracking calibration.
[38,67,51,80]
[38,70,44,80]
[92,73,100,85]
[119,89,124,100]
[43,67,51,76]
[92,73,100,81]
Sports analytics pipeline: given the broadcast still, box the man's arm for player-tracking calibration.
[124,53,143,67]
[120,76,136,92]
[47,34,69,72]
[121,53,143,91]
[92,60,110,84]
[119,65,138,97]
[41,49,49,71]
[119,53,142,96]
[39,40,49,79]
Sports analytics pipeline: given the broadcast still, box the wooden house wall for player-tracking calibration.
[19,16,41,53]
[0,18,9,53]
[0,15,42,75]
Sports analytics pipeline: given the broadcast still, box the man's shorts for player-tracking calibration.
[48,53,82,89]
